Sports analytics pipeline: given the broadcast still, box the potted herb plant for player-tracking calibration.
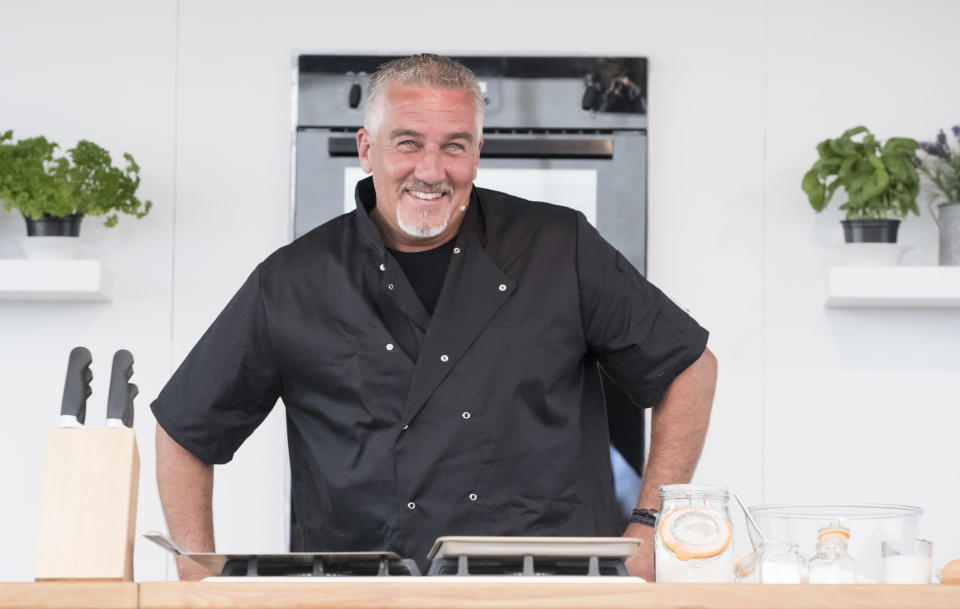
[916,126,960,265]
[0,130,152,237]
[802,126,919,243]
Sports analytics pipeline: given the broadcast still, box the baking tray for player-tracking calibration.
[143,531,413,575]
[426,536,642,560]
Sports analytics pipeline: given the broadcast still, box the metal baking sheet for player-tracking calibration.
[143,531,402,574]
[426,536,642,560]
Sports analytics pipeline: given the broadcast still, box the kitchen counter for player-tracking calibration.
[136,581,960,609]
[7,581,957,609]
[0,582,137,609]
[1,582,958,609]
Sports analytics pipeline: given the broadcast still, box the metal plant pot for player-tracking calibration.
[931,202,960,265]
[23,213,83,236]
[840,219,900,243]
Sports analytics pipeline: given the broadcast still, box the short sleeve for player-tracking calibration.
[577,214,709,407]
[151,264,281,464]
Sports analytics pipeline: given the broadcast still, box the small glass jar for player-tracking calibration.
[808,523,857,584]
[655,484,735,583]
[758,540,806,583]
[882,539,932,584]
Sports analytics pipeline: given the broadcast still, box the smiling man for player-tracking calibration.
[152,54,717,581]
[358,80,480,248]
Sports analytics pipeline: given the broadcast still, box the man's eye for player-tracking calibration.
[397,140,419,150]
[446,143,465,151]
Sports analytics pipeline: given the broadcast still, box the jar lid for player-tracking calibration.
[817,521,851,542]
[758,540,801,550]
[659,484,729,500]
[659,506,732,561]
[817,528,850,540]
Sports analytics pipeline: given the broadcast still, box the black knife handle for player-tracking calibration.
[125,383,139,428]
[60,346,93,425]
[106,349,135,427]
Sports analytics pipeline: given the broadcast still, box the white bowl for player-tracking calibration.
[841,243,908,266]
[17,236,83,260]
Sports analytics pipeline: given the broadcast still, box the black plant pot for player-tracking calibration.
[23,213,84,236]
[841,219,900,243]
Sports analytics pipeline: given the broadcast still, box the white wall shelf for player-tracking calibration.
[0,260,112,301]
[827,266,960,308]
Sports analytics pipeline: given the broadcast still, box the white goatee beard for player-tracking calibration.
[397,206,449,238]
[394,180,456,239]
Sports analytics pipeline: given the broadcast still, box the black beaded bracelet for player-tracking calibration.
[629,508,659,527]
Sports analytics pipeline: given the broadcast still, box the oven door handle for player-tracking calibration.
[327,137,614,159]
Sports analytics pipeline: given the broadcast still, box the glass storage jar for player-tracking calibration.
[655,484,735,583]
[758,540,806,583]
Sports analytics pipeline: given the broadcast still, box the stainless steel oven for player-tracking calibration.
[293,55,648,272]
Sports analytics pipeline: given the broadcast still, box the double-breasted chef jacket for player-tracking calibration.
[151,176,709,569]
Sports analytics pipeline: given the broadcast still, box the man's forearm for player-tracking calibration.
[622,348,717,580]
[155,424,216,579]
[637,347,717,508]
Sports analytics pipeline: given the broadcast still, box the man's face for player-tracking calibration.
[356,83,482,250]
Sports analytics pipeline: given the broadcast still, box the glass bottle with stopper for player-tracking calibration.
[808,522,857,583]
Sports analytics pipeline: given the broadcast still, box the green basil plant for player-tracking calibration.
[802,126,920,220]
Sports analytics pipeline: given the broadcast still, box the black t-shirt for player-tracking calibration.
[387,240,456,316]
[151,177,709,569]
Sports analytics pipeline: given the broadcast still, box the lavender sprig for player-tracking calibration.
[919,140,949,158]
[917,125,960,204]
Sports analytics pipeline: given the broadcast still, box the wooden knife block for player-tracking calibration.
[35,428,139,581]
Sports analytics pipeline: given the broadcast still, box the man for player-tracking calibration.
[153,54,717,581]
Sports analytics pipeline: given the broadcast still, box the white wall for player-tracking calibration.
[0,0,957,582]
[0,0,178,581]
[763,0,960,566]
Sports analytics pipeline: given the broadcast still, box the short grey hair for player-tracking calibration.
[363,54,485,136]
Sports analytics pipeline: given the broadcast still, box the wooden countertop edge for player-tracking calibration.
[0,582,138,609]
[138,581,960,609]
[2,582,957,609]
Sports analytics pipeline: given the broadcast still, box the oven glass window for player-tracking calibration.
[476,168,598,226]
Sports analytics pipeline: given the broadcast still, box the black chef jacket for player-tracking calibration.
[151,177,709,570]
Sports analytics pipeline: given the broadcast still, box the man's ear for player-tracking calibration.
[472,137,483,181]
[357,128,373,173]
